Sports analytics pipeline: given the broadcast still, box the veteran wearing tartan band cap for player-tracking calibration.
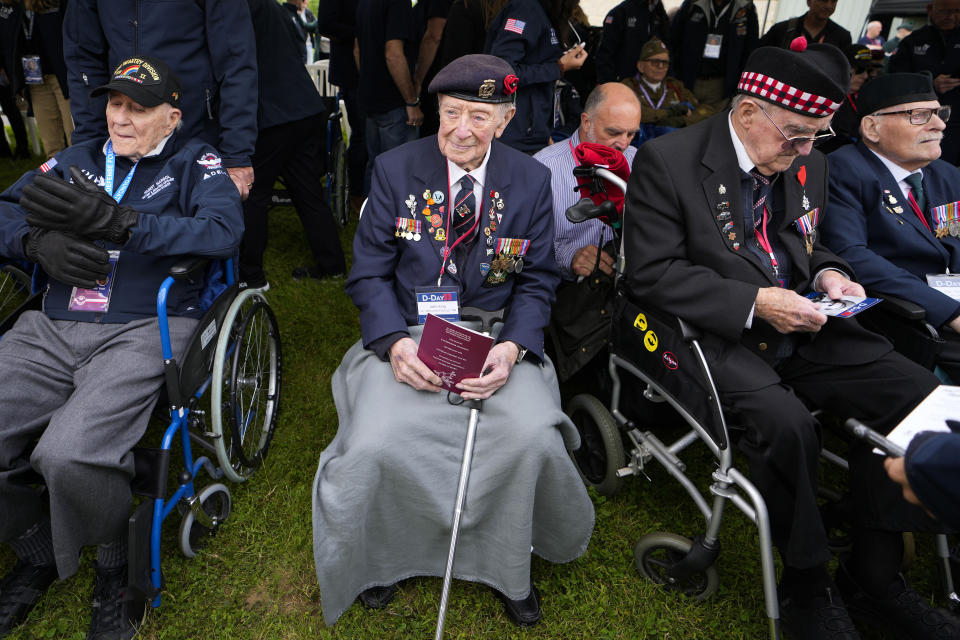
[624,36,956,639]
[312,53,593,629]
[822,71,960,386]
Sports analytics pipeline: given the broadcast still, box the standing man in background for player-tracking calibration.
[355,0,422,193]
[669,0,759,111]
[758,0,852,50]
[62,0,258,199]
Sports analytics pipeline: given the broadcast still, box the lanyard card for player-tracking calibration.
[415,285,460,324]
[703,34,723,59]
[21,55,42,84]
[927,273,960,301]
[68,250,119,313]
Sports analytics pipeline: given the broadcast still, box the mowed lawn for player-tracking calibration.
[0,154,948,640]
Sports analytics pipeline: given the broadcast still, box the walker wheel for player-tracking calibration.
[633,532,719,601]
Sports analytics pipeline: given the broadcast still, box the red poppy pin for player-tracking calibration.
[503,74,518,96]
[797,165,807,187]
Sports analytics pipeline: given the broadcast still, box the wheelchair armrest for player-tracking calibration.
[876,293,927,322]
[676,317,701,342]
[460,306,505,334]
[168,257,210,281]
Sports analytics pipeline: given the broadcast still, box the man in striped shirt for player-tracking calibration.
[533,82,640,279]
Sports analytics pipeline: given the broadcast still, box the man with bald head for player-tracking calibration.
[890,0,960,163]
[534,82,641,280]
[859,21,886,48]
[534,82,640,382]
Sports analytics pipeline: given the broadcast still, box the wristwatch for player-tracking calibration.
[513,342,528,364]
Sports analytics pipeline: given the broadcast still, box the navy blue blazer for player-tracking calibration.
[346,137,560,360]
[824,142,960,327]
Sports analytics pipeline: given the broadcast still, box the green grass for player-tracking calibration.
[0,156,949,639]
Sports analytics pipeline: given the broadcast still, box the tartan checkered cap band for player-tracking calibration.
[737,71,843,116]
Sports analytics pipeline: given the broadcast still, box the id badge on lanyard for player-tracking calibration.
[21,55,41,84]
[926,273,960,301]
[703,34,723,59]
[415,286,460,324]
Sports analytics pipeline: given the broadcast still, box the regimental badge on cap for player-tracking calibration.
[479,79,496,100]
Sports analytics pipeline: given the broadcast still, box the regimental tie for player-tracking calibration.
[904,172,930,231]
[749,168,773,223]
[452,173,478,247]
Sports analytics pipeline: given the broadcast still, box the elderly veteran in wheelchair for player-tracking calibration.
[822,72,960,384]
[312,54,594,628]
[0,56,242,640]
[625,40,958,640]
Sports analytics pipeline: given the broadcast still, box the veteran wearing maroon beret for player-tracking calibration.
[311,54,594,629]
[624,38,955,639]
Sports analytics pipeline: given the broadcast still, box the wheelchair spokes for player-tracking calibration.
[0,264,32,318]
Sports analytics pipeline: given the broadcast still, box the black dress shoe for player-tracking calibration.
[837,565,960,640]
[779,584,861,640]
[491,582,542,627]
[357,583,398,609]
[0,561,58,638]
[86,562,145,640]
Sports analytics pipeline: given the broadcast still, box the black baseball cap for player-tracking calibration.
[91,56,183,109]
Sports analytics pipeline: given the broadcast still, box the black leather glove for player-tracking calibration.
[20,165,140,244]
[24,228,111,287]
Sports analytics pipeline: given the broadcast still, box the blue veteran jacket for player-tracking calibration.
[906,431,960,531]
[0,134,244,323]
[347,136,560,360]
[823,143,960,328]
[484,0,562,153]
[63,0,258,169]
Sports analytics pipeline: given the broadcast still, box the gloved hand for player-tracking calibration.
[20,165,140,244]
[666,102,689,116]
[24,228,111,287]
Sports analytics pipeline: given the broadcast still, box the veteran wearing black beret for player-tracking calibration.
[823,72,960,388]
[311,54,594,628]
[624,39,954,639]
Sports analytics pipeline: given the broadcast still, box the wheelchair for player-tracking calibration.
[0,257,283,610]
[561,167,958,639]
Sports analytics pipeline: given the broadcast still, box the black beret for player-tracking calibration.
[737,37,849,117]
[428,54,518,104]
[857,72,938,118]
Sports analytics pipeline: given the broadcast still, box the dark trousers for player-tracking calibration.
[0,84,28,157]
[723,349,940,570]
[938,330,960,382]
[239,114,346,280]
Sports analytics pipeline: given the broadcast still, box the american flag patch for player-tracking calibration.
[38,158,57,173]
[604,15,614,24]
[504,18,525,34]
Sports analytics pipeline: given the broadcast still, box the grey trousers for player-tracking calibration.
[0,311,196,578]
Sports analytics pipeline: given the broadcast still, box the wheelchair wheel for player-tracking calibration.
[567,394,624,496]
[211,289,282,483]
[0,264,31,318]
[331,137,349,227]
[633,532,719,601]
[179,483,231,559]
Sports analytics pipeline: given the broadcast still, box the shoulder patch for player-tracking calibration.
[504,17,525,35]
[197,152,222,170]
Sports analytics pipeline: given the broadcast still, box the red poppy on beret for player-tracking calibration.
[504,74,518,96]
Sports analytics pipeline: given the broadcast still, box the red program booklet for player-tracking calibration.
[417,313,495,392]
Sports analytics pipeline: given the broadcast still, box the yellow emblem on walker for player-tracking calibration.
[478,79,496,99]
[644,330,658,352]
[633,313,647,331]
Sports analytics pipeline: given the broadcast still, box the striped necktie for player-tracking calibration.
[452,173,477,247]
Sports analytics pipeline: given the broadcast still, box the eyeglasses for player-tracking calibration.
[870,106,951,125]
[644,59,670,68]
[757,104,835,151]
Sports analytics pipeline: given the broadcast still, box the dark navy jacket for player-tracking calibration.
[485,0,562,153]
[906,431,960,531]
[347,137,559,360]
[247,0,324,130]
[0,2,68,98]
[823,142,960,328]
[669,0,758,99]
[62,0,258,169]
[596,0,669,83]
[317,0,358,91]
[0,134,243,323]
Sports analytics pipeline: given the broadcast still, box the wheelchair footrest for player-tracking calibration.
[127,501,160,604]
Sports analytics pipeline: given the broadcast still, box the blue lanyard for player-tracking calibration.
[104,140,138,203]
